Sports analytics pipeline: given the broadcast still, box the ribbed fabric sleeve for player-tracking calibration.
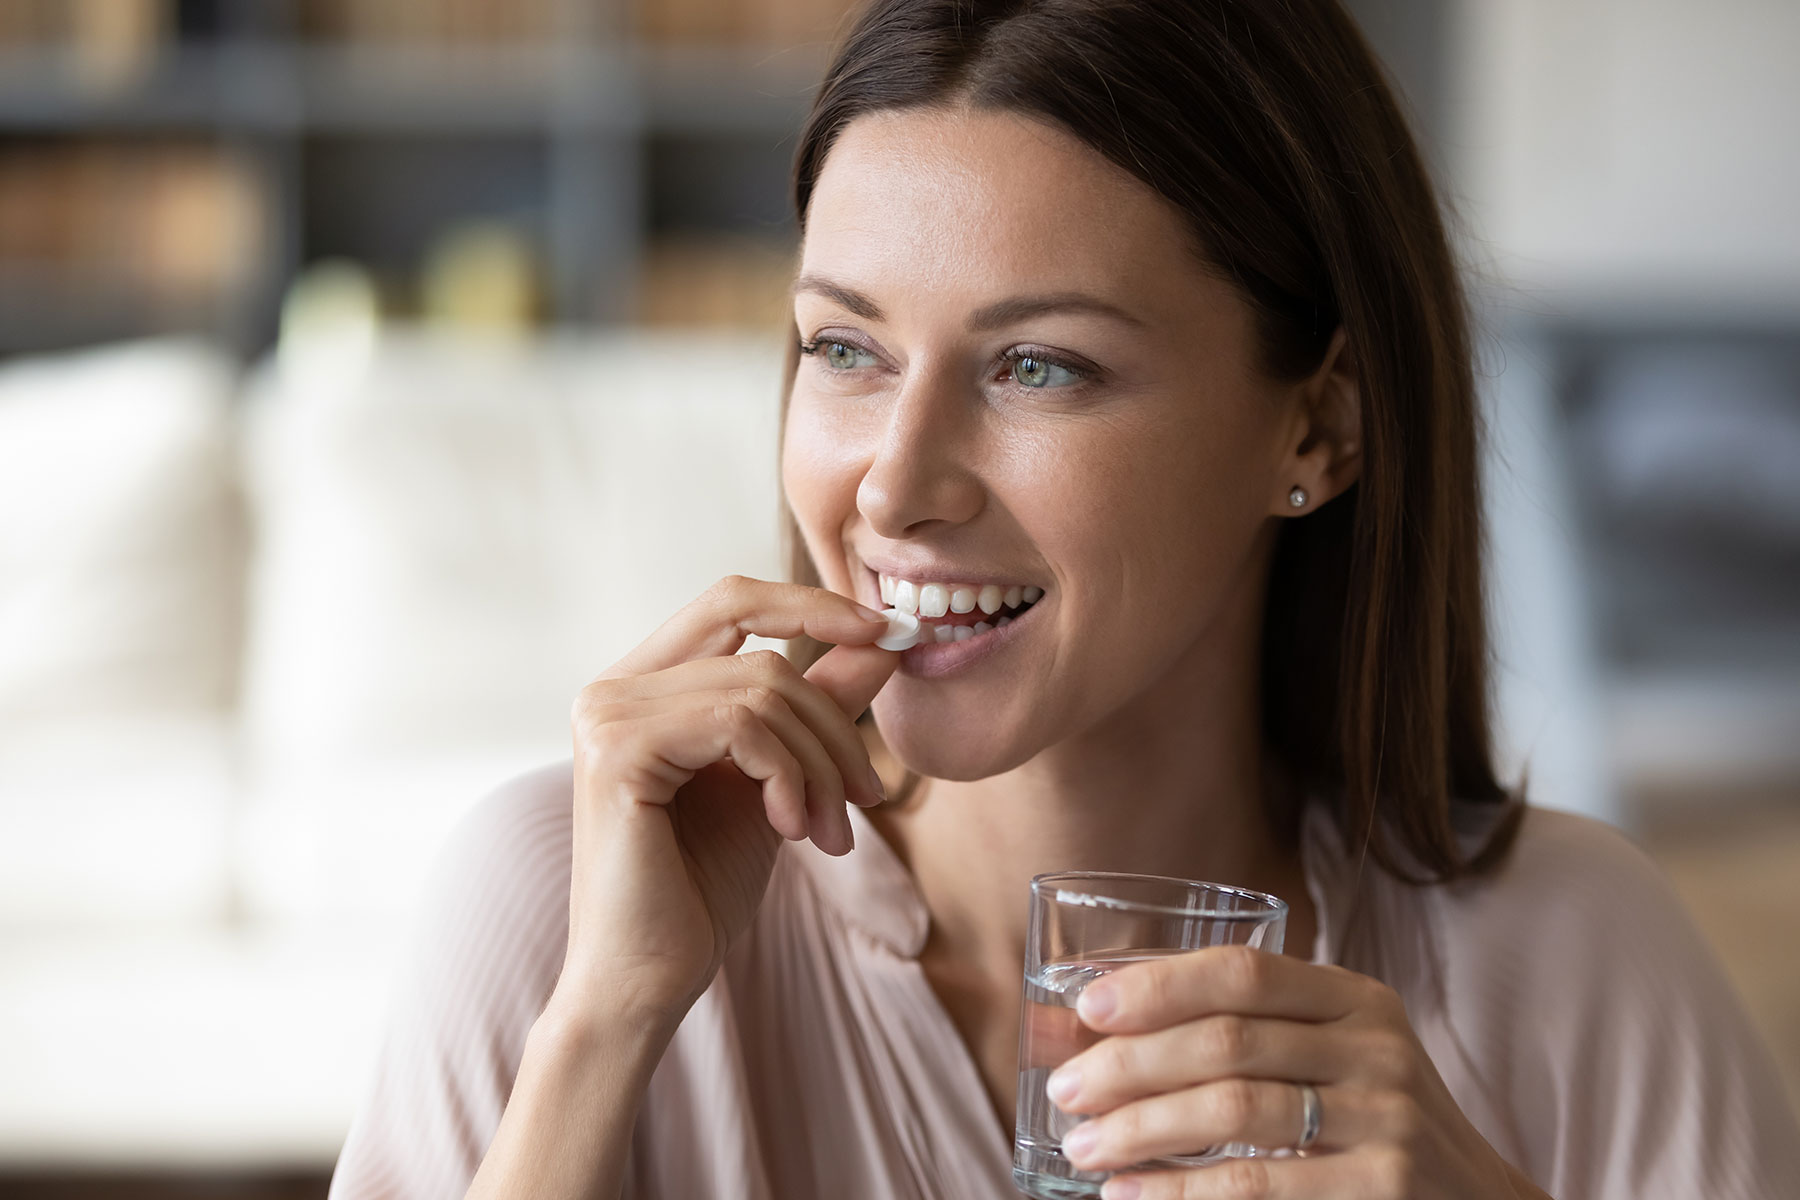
[328,761,575,1200]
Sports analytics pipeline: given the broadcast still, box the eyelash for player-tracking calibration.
[796,337,1093,390]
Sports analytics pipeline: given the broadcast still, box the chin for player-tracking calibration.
[872,696,1039,782]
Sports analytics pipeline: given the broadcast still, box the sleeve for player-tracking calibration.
[327,759,579,1200]
[1443,808,1800,1199]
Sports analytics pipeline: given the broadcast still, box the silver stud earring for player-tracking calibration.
[1288,486,1308,509]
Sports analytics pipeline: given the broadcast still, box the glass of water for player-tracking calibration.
[1012,872,1289,1200]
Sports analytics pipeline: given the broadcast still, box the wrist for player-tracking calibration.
[538,973,691,1051]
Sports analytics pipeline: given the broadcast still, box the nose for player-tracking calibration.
[855,362,987,539]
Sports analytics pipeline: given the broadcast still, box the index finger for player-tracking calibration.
[1075,945,1370,1033]
[599,575,890,680]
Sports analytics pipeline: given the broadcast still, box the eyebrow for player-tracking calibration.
[790,273,1147,332]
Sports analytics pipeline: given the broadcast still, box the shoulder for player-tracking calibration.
[1415,804,1713,1008]
[404,758,575,1015]
[330,762,577,1197]
[1322,803,1710,1033]
[1431,804,1690,959]
[431,757,575,905]
[1312,800,1687,985]
[1342,803,1752,1101]
[1449,803,1667,905]
[1401,806,1800,1196]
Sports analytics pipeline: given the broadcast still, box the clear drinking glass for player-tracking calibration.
[1012,872,1290,1200]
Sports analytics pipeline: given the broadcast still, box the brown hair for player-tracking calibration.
[778,0,1523,884]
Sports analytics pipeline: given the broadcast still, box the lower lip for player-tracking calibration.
[896,594,1045,679]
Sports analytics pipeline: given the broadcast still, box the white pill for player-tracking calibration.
[874,607,923,651]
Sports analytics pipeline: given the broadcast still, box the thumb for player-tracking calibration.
[803,641,901,721]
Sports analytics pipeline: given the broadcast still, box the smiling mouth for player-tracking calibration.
[872,571,1044,643]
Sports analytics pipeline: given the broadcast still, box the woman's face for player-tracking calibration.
[784,105,1335,782]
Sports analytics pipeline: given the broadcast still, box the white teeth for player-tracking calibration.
[871,567,1042,655]
[876,572,1043,618]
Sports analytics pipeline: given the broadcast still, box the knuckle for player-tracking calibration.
[1368,1030,1417,1087]
[1209,1078,1259,1131]
[1091,1036,1133,1087]
[716,701,760,736]
[1381,1090,1423,1146]
[1367,1144,1414,1195]
[569,690,594,732]
[737,647,794,681]
[705,573,752,603]
[1133,963,1172,1015]
[731,683,780,717]
[1217,1156,1272,1199]
[570,681,614,726]
[571,698,627,755]
[1108,1101,1145,1147]
[572,717,621,765]
[1218,945,1268,999]
[1362,973,1407,1019]
[1203,1015,1253,1069]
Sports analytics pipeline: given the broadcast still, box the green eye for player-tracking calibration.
[799,338,877,371]
[1005,350,1084,389]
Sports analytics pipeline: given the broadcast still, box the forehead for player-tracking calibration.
[801,106,1203,302]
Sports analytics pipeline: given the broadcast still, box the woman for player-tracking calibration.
[329,2,1799,1197]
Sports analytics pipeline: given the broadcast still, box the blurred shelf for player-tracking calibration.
[0,31,825,356]
[0,47,229,130]
[0,272,248,355]
[638,43,827,134]
[0,42,826,136]
[1489,275,1800,338]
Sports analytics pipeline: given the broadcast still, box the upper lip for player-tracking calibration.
[858,556,1042,589]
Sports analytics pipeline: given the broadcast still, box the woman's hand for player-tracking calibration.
[1044,947,1553,1199]
[550,575,899,1029]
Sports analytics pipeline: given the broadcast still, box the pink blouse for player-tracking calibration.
[328,760,1800,1198]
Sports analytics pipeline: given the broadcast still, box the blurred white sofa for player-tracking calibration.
[0,328,790,1167]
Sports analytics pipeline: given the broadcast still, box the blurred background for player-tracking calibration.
[0,0,1795,1195]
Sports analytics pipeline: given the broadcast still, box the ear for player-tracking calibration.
[1270,324,1361,516]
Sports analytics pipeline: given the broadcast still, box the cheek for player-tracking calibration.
[780,399,864,590]
[1049,400,1275,578]
[1040,402,1279,671]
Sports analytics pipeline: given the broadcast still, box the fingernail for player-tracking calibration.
[1078,983,1117,1025]
[1102,1178,1140,1200]
[865,764,888,805]
[1061,1122,1099,1163]
[841,807,856,853]
[1045,1066,1080,1107]
[854,603,888,622]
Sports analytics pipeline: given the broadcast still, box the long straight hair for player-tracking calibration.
[778,0,1522,884]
